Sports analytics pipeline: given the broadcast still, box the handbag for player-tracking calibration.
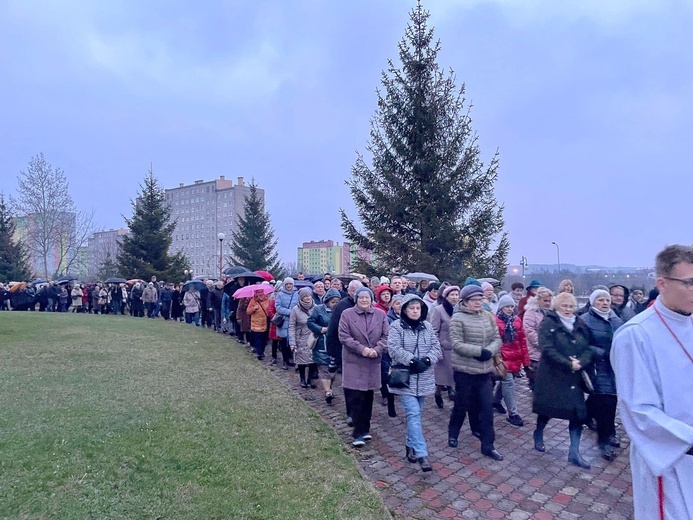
[492,355,508,379]
[307,333,319,350]
[580,369,595,394]
[271,313,285,327]
[387,364,410,389]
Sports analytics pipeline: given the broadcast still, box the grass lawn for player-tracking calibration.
[0,312,389,519]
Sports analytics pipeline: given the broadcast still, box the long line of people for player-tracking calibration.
[1,272,655,474]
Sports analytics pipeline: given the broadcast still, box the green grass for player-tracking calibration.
[0,313,389,519]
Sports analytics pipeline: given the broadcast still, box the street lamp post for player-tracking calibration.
[217,232,226,280]
[551,241,561,275]
[184,269,193,281]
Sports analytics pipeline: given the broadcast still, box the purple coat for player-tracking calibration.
[338,305,389,391]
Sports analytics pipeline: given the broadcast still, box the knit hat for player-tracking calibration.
[497,294,516,310]
[354,287,374,301]
[442,285,461,298]
[323,288,342,302]
[589,289,611,306]
[464,277,482,287]
[527,279,543,288]
[298,287,313,299]
[481,282,494,292]
[391,294,405,304]
[283,277,295,285]
[380,276,390,284]
[460,284,484,301]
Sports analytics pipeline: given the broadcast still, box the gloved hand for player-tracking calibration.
[474,349,493,362]
[409,357,429,374]
[422,357,432,367]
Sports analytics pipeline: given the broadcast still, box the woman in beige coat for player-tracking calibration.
[289,287,316,388]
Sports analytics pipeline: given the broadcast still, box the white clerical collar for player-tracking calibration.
[655,297,693,324]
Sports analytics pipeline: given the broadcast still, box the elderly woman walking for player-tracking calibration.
[307,287,343,402]
[447,284,504,461]
[532,292,594,468]
[275,277,298,370]
[289,287,317,388]
[522,287,553,390]
[339,287,389,447]
[247,288,271,360]
[387,294,442,472]
[430,285,460,408]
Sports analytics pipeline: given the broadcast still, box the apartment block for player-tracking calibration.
[164,176,261,277]
[86,228,129,278]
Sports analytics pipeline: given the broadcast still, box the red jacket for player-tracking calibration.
[495,315,530,374]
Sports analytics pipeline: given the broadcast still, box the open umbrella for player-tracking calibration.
[57,274,78,283]
[233,284,274,299]
[126,279,146,286]
[294,280,314,289]
[335,274,359,284]
[105,277,127,284]
[182,279,206,292]
[253,270,274,282]
[229,271,264,283]
[32,278,46,284]
[9,282,27,293]
[404,272,439,283]
[478,277,501,287]
[223,265,249,276]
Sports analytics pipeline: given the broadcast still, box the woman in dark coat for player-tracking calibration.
[430,285,459,408]
[307,288,342,404]
[578,289,623,461]
[532,292,594,468]
[171,284,183,321]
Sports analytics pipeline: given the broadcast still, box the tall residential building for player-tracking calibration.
[165,176,260,277]
[14,212,76,278]
[296,240,371,274]
[86,228,129,278]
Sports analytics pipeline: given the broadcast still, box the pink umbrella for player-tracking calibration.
[233,284,274,299]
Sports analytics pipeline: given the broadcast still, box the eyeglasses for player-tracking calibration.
[664,276,693,289]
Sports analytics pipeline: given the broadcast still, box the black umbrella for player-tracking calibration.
[57,274,78,283]
[294,280,314,289]
[310,274,326,283]
[223,272,264,295]
[182,279,206,292]
[32,278,46,284]
[105,277,127,284]
[223,265,250,276]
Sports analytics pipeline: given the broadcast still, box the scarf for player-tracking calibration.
[592,308,611,320]
[298,298,314,313]
[442,299,455,317]
[401,313,424,330]
[496,309,517,342]
[559,314,576,332]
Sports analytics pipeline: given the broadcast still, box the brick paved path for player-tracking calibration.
[258,344,634,519]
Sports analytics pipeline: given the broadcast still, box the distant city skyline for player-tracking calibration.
[1,1,690,269]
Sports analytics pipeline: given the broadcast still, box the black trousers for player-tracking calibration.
[587,394,617,445]
[344,388,374,439]
[448,371,495,451]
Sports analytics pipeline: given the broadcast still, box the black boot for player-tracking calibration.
[418,456,433,472]
[387,395,397,417]
[568,425,590,469]
[405,445,417,463]
[435,393,444,409]
[533,429,545,452]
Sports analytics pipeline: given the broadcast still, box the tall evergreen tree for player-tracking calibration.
[340,2,509,282]
[117,169,189,281]
[229,180,283,277]
[97,252,119,281]
[0,193,32,281]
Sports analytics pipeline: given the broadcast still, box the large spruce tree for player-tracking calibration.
[117,169,188,281]
[229,180,283,277]
[340,2,509,282]
[0,193,32,281]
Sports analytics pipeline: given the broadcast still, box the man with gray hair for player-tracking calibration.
[611,245,693,519]
[326,280,363,419]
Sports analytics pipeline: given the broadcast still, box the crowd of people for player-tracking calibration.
[3,248,689,514]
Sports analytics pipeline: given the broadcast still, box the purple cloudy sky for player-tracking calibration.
[1,0,690,270]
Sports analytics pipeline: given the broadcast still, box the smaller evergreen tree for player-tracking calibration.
[0,193,32,281]
[97,252,119,281]
[117,169,189,281]
[229,180,283,277]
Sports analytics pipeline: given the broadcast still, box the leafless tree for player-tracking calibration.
[14,154,95,278]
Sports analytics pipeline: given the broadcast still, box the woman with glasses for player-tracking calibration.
[532,292,594,468]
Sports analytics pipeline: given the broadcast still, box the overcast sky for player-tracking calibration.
[1,0,691,270]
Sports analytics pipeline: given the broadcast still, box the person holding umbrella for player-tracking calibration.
[183,284,202,326]
[246,287,271,360]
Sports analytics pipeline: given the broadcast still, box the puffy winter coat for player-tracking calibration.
[523,298,549,362]
[275,288,298,339]
[246,298,270,332]
[449,306,502,375]
[289,302,315,365]
[495,314,530,374]
[387,318,442,397]
[578,308,623,395]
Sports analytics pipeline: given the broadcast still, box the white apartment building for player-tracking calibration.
[164,176,262,277]
[86,228,129,278]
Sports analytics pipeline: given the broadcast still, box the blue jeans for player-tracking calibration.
[494,372,518,415]
[185,311,200,326]
[400,395,428,457]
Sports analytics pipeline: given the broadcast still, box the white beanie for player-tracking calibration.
[589,289,611,306]
[380,276,390,284]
